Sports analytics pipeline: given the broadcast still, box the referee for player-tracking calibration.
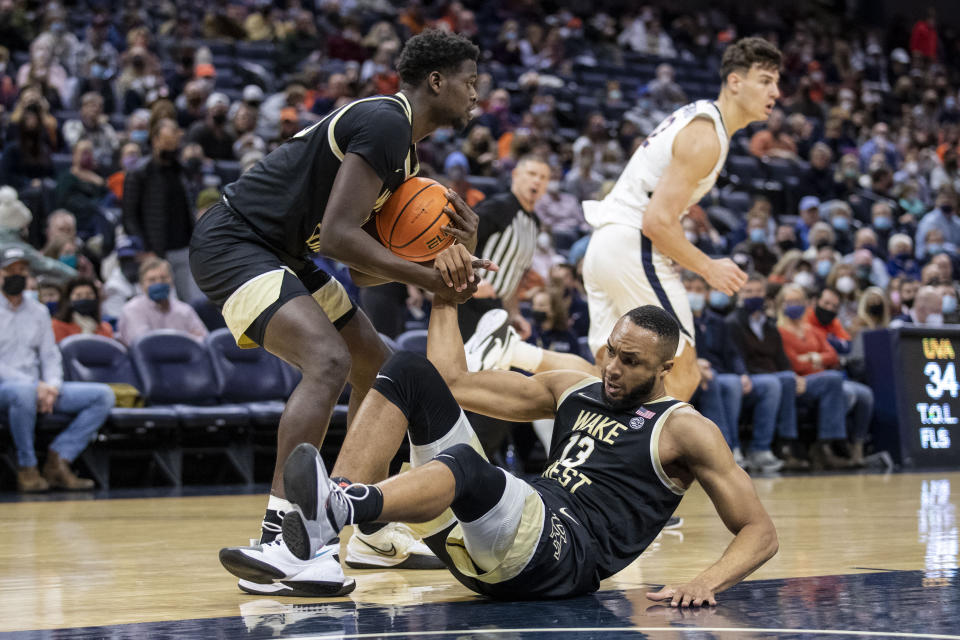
[459,155,550,339]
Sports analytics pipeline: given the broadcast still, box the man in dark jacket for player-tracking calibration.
[687,273,785,472]
[724,274,809,469]
[122,118,200,302]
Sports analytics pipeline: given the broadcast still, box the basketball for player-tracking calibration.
[376,177,455,262]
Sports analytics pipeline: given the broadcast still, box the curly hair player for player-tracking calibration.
[194,30,491,596]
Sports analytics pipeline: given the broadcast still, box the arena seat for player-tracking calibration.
[725,154,766,192]
[59,334,180,488]
[130,330,252,483]
[396,329,428,354]
[206,328,287,427]
[718,189,753,213]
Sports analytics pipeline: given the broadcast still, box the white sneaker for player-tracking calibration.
[463,309,517,371]
[345,523,446,570]
[732,447,745,468]
[281,443,353,562]
[745,449,785,473]
[220,539,355,597]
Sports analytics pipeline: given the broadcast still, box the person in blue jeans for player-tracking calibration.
[0,247,114,492]
[685,273,785,473]
[774,283,853,470]
[726,274,848,471]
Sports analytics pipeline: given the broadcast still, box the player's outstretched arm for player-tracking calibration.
[643,120,746,295]
[647,409,778,607]
[426,297,592,422]
[319,153,476,303]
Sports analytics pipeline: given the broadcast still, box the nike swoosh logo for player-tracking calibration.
[357,537,397,557]
[376,374,395,383]
[314,548,332,559]
[558,507,581,526]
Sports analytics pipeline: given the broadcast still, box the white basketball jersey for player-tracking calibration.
[583,100,729,230]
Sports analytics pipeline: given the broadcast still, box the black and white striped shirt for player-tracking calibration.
[475,192,540,300]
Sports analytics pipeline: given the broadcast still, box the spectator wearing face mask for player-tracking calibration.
[890,285,945,327]
[534,173,589,242]
[116,257,207,346]
[51,277,113,342]
[824,263,861,328]
[939,284,959,325]
[858,122,900,173]
[122,118,201,303]
[915,187,960,259]
[187,92,236,161]
[732,216,780,276]
[843,228,890,290]
[775,284,853,469]
[102,236,143,319]
[0,187,77,282]
[684,273,785,472]
[822,200,856,255]
[526,289,579,355]
[850,286,892,336]
[886,233,921,280]
[107,143,143,202]
[53,139,111,247]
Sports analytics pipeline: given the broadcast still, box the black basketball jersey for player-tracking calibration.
[531,377,686,580]
[223,93,420,261]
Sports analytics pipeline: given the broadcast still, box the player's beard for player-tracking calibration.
[601,373,657,412]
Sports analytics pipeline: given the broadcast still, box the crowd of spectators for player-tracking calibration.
[1,0,960,487]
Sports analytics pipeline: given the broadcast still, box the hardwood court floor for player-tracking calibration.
[1,471,957,637]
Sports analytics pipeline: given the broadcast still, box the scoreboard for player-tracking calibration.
[863,327,960,468]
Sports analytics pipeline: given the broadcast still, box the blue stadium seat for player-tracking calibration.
[396,329,428,354]
[130,330,252,483]
[58,334,180,488]
[469,176,502,196]
[724,154,765,191]
[52,153,73,176]
[129,330,249,424]
[718,189,752,213]
[206,329,287,426]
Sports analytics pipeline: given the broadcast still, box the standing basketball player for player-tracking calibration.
[191,30,486,596]
[582,38,782,400]
[222,299,777,602]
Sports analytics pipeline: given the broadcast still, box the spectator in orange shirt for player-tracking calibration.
[777,284,856,468]
[749,108,798,160]
[51,277,114,342]
[445,158,486,208]
[107,142,143,201]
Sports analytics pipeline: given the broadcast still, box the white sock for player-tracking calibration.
[509,341,544,372]
[267,495,294,513]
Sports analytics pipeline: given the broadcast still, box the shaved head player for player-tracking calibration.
[191,30,489,596]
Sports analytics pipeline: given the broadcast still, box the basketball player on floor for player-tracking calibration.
[219,297,778,602]
[191,30,488,596]
[467,38,784,402]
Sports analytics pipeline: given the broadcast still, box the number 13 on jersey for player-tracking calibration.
[542,434,595,493]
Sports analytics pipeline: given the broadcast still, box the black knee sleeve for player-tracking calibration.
[434,443,506,522]
[373,352,463,445]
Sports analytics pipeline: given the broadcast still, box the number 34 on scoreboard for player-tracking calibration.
[916,344,958,450]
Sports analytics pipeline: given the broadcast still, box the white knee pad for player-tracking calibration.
[459,470,534,572]
[409,410,481,467]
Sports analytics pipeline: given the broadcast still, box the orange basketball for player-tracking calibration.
[376,177,455,262]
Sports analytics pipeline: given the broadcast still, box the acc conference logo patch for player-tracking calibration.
[629,417,645,430]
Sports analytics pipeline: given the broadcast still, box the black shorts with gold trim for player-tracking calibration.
[189,201,356,348]
[423,479,601,600]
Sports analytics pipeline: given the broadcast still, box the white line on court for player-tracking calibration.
[291,628,960,639]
